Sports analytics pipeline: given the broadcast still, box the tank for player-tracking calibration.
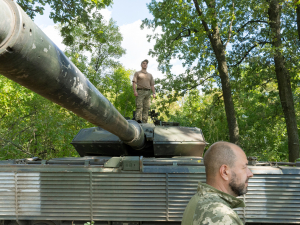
[0,0,206,159]
[1,1,300,225]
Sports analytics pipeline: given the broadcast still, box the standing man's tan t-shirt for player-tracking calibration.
[132,71,155,89]
[132,70,155,123]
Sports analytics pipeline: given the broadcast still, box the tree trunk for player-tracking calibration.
[209,27,239,145]
[193,0,239,144]
[268,0,299,162]
[297,4,300,41]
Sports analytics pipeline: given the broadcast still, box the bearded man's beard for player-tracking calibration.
[229,172,249,196]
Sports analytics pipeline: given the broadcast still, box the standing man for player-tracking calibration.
[181,141,253,225]
[132,59,156,123]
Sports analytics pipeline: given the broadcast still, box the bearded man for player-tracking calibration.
[181,141,253,225]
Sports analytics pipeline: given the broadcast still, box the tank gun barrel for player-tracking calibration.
[0,0,144,150]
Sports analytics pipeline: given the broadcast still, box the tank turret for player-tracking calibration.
[0,0,206,157]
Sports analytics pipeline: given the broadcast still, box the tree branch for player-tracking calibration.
[94,45,104,72]
[8,111,37,131]
[181,74,217,95]
[60,0,73,14]
[204,0,216,9]
[297,4,300,41]
[213,93,223,106]
[225,2,235,48]
[174,29,191,40]
[162,29,192,60]
[0,137,33,156]
[12,126,33,140]
[231,41,270,67]
[163,26,199,59]
[237,20,268,33]
[193,0,212,38]
[20,4,42,14]
[0,113,6,120]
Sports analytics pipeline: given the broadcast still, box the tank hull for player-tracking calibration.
[0,157,299,224]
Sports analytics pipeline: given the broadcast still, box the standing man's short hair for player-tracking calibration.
[141,59,149,65]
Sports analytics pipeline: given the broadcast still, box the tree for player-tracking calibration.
[0,76,91,160]
[157,64,296,161]
[143,0,300,161]
[64,16,126,85]
[267,0,299,161]
[227,0,299,161]
[230,63,290,161]
[142,0,239,144]
[296,1,300,40]
[17,0,113,45]
[99,66,136,118]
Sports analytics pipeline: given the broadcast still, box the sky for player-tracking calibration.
[33,0,185,80]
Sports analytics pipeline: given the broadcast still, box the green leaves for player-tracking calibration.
[153,64,299,161]
[63,15,131,117]
[64,16,125,79]
[17,0,113,45]
[0,76,91,160]
[84,221,94,225]
[98,66,136,118]
[143,0,300,160]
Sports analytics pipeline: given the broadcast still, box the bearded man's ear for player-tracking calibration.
[219,164,230,181]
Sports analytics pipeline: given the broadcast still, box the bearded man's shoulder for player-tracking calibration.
[192,199,243,225]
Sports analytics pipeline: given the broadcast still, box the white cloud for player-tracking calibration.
[169,60,187,75]
[119,20,186,82]
[100,8,112,22]
[41,25,66,51]
[119,20,165,79]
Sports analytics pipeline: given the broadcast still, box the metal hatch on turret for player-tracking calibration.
[153,126,206,157]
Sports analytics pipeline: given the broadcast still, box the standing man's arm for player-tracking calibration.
[132,72,139,97]
[151,85,156,98]
[133,82,138,97]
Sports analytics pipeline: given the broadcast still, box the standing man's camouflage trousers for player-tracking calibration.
[135,89,151,123]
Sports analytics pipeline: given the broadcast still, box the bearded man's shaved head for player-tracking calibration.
[204,141,238,176]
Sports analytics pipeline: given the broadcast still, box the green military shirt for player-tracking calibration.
[181,182,245,225]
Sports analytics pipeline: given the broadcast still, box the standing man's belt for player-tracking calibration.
[137,88,150,90]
